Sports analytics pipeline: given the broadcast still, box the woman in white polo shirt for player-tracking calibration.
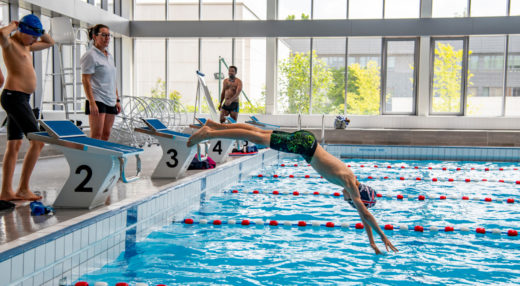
[80,24,120,141]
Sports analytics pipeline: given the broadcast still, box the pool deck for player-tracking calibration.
[0,144,259,253]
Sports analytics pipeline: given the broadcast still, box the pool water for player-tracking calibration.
[79,159,520,285]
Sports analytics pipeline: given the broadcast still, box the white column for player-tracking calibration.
[265,0,277,114]
[417,0,432,116]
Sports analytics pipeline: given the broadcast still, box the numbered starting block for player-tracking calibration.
[194,118,234,163]
[28,120,143,209]
[135,118,198,179]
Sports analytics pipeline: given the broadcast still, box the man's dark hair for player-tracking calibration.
[229,66,238,73]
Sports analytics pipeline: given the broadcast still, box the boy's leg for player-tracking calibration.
[188,126,271,147]
[1,140,23,201]
[16,140,44,200]
[205,119,271,134]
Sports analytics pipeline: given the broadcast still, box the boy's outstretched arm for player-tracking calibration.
[346,182,398,254]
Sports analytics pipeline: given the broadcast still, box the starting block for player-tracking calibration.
[194,118,234,163]
[246,115,280,130]
[28,120,143,209]
[135,118,197,179]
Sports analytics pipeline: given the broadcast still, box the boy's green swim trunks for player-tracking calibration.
[269,130,317,163]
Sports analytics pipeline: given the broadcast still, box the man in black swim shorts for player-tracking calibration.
[0,16,54,201]
[218,66,242,123]
[187,120,397,255]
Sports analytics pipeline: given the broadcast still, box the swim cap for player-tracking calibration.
[347,184,377,209]
[19,14,44,37]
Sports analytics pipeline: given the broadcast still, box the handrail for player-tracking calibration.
[119,155,142,183]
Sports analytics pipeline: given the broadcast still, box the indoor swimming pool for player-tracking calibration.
[77,157,520,285]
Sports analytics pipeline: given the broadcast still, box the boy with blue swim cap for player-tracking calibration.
[188,120,397,255]
[0,15,54,202]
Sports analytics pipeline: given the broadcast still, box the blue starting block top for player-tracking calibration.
[65,136,142,154]
[248,116,280,129]
[140,118,191,138]
[142,118,168,131]
[41,120,86,138]
[36,120,143,155]
[225,116,237,124]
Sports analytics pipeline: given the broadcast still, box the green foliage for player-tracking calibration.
[346,62,381,115]
[432,43,473,113]
[285,13,310,20]
[278,50,333,114]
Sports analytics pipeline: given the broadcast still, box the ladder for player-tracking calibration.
[41,17,89,124]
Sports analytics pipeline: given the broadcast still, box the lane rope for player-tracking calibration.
[177,218,519,237]
[225,190,517,204]
[278,163,520,172]
[254,174,520,185]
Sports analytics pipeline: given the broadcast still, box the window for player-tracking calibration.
[432,0,468,17]
[384,0,420,18]
[470,0,507,17]
[168,38,199,109]
[200,38,232,113]
[134,39,166,99]
[234,38,266,113]
[168,0,199,20]
[134,0,165,20]
[506,35,520,116]
[311,38,346,114]
[277,38,311,114]
[278,0,311,20]
[431,38,465,114]
[346,37,382,115]
[201,0,233,20]
[383,39,416,114]
[466,36,505,116]
[237,0,267,20]
[108,0,114,13]
[349,0,382,19]
[95,0,102,8]
[510,0,520,15]
[313,0,347,19]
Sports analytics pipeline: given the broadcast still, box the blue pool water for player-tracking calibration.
[80,159,520,285]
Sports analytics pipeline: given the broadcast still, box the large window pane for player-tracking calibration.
[168,0,199,20]
[201,0,232,20]
[108,0,114,13]
[466,36,505,116]
[234,38,266,114]
[346,38,381,115]
[278,38,311,114]
[511,0,520,16]
[349,0,382,19]
[313,0,347,19]
[431,39,464,113]
[168,38,199,109]
[385,0,420,19]
[506,35,520,116]
[200,38,232,113]
[384,40,416,114]
[135,39,166,98]
[432,0,468,17]
[237,0,266,20]
[470,0,507,17]
[312,38,345,114]
[135,0,165,20]
[278,0,311,20]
